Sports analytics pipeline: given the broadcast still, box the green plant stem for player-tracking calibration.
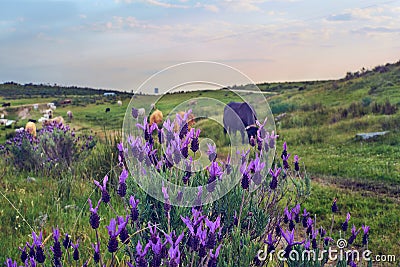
[238,189,246,229]
[95,229,104,267]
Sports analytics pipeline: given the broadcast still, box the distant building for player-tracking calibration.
[154,88,159,94]
[104,92,116,96]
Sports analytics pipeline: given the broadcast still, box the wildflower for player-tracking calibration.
[207,143,217,162]
[249,135,255,147]
[162,185,171,214]
[319,226,326,238]
[92,243,100,264]
[132,107,139,119]
[306,217,313,235]
[182,158,192,184]
[269,166,281,190]
[62,233,71,249]
[193,186,203,208]
[311,230,318,249]
[118,216,130,244]
[158,128,164,144]
[71,241,79,261]
[331,198,338,213]
[136,240,150,267]
[275,221,282,237]
[207,162,223,192]
[88,198,101,229]
[32,231,45,263]
[208,244,222,267]
[181,135,190,158]
[294,155,300,171]
[362,225,370,246]
[129,195,140,224]
[205,216,221,249]
[240,161,250,190]
[251,155,266,185]
[292,204,301,223]
[19,245,28,263]
[165,231,184,267]
[94,175,110,204]
[4,259,18,267]
[51,227,62,260]
[348,225,359,245]
[281,229,303,258]
[190,128,200,153]
[163,118,175,144]
[282,153,291,169]
[324,237,333,246]
[264,233,277,253]
[117,168,129,197]
[302,209,310,228]
[281,142,288,159]
[150,237,163,267]
[342,213,351,232]
[304,240,311,250]
[106,218,125,253]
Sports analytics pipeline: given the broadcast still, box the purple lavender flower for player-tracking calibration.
[106,218,124,253]
[348,224,360,245]
[62,233,71,249]
[136,240,150,267]
[306,217,313,235]
[117,168,129,197]
[4,259,18,267]
[324,237,333,246]
[94,175,110,204]
[181,135,190,158]
[282,153,291,169]
[302,209,310,228]
[163,118,175,144]
[283,207,291,224]
[165,231,184,267]
[342,212,351,232]
[207,143,217,162]
[71,241,79,261]
[205,216,221,249]
[207,162,223,192]
[311,230,318,249]
[118,216,130,244]
[182,158,192,184]
[19,245,28,263]
[162,185,171,213]
[190,128,201,153]
[32,231,45,263]
[362,225,370,246]
[88,198,101,229]
[251,155,266,185]
[208,244,222,267]
[281,141,288,159]
[319,226,326,238]
[264,233,277,253]
[281,229,303,258]
[92,243,100,264]
[51,227,62,260]
[269,166,281,190]
[150,237,163,267]
[332,198,338,213]
[158,128,164,144]
[304,239,311,250]
[129,195,140,224]
[294,155,300,171]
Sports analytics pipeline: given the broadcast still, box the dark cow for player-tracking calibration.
[223,102,258,144]
[105,107,110,113]
[28,119,37,123]
[2,103,11,107]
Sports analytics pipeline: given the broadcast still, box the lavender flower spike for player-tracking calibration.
[129,195,140,223]
[88,198,101,229]
[342,212,351,232]
[94,175,110,204]
[118,168,129,197]
[208,244,222,267]
[362,225,370,245]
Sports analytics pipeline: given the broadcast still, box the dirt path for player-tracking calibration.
[311,175,400,201]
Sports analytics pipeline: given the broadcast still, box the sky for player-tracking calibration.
[1,0,400,92]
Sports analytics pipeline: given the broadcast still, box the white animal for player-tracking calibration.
[50,105,56,110]
[67,110,73,119]
[47,103,55,108]
[43,109,53,119]
[138,108,145,117]
[33,104,39,110]
[117,100,122,106]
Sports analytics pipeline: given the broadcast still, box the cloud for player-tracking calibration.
[144,0,189,8]
[353,26,400,34]
[326,13,352,21]
[203,4,220,13]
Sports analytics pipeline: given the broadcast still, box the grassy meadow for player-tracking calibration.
[0,61,399,265]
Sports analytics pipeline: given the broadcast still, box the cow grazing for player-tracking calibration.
[223,102,258,144]
[25,122,37,138]
[44,109,53,119]
[67,110,73,119]
[117,100,122,106]
[28,119,37,123]
[150,109,163,126]
[105,108,111,113]
[2,102,11,107]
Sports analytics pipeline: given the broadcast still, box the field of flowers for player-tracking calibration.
[2,107,395,267]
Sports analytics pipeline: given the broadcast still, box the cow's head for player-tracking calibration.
[245,124,258,143]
